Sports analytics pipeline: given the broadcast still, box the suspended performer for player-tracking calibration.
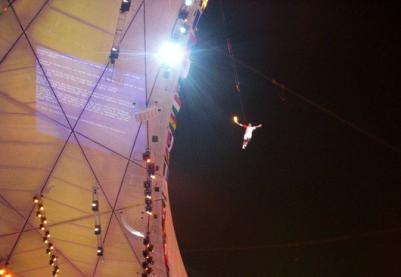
[233,116,262,149]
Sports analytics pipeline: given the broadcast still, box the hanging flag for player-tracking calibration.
[181,57,191,79]
[201,0,209,12]
[164,147,169,164]
[165,94,180,164]
[169,113,177,133]
[193,10,201,29]
[172,94,181,116]
[164,128,172,164]
[166,128,174,149]
[188,28,197,47]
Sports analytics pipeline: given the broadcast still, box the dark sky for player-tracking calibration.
[169,1,401,276]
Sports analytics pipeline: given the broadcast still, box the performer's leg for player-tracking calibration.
[242,139,249,149]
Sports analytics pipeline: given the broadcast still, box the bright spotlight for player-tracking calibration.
[157,41,185,68]
[185,0,193,6]
[179,25,188,34]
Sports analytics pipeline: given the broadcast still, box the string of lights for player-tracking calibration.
[107,0,133,81]
[141,233,155,276]
[141,149,155,276]
[32,196,60,277]
[91,187,104,258]
[161,199,170,275]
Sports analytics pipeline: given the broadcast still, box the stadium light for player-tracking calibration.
[145,256,154,264]
[50,255,57,263]
[120,0,131,13]
[91,200,99,212]
[94,224,101,235]
[97,246,103,256]
[41,217,48,224]
[33,196,39,203]
[179,25,188,34]
[157,41,185,68]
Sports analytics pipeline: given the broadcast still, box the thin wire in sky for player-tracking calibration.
[183,225,401,253]
[233,57,400,154]
[219,0,247,121]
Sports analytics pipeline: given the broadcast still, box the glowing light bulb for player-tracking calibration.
[157,41,185,68]
[179,26,187,34]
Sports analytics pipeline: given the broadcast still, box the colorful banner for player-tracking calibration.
[172,94,181,115]
[164,93,181,175]
[169,113,177,133]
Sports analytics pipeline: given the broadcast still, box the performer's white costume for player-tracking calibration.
[233,117,262,149]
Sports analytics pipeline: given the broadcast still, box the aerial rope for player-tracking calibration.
[219,0,265,150]
[183,225,401,253]
[218,0,246,121]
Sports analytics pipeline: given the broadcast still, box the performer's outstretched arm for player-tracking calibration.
[255,124,263,128]
[236,121,245,127]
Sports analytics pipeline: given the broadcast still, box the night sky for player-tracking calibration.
[169,1,401,276]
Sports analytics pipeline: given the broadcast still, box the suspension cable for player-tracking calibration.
[219,0,247,121]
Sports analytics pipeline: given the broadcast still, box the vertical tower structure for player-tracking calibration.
[0,0,206,276]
